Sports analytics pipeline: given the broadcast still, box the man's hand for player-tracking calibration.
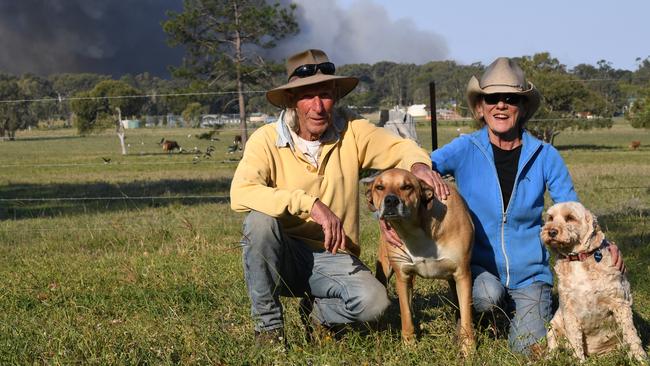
[411,162,449,200]
[379,218,403,248]
[311,200,346,254]
[608,243,626,273]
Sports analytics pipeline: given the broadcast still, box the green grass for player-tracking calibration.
[1,123,648,365]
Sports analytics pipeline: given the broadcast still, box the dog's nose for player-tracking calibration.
[383,194,400,208]
[548,229,558,238]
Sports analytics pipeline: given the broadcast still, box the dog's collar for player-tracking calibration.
[559,239,609,262]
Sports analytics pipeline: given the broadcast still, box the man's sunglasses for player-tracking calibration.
[289,62,336,81]
[483,93,523,105]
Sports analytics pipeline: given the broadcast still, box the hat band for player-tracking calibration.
[479,82,527,91]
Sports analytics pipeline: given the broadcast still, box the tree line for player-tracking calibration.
[2,53,649,137]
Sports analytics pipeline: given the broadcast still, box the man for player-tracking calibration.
[230,49,437,345]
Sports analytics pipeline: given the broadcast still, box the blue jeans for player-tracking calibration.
[472,265,553,353]
[241,211,390,332]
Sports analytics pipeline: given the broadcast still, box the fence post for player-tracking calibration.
[429,81,438,151]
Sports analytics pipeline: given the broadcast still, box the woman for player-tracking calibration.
[382,57,623,354]
[432,57,570,354]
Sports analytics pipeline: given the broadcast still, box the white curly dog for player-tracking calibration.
[541,201,647,362]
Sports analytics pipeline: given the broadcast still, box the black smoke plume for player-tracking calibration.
[0,0,183,77]
[0,0,448,77]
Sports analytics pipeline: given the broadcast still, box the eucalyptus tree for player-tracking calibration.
[164,0,298,146]
[70,80,144,154]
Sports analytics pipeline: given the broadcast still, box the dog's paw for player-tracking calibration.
[401,333,416,347]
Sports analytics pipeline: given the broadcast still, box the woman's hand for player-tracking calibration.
[607,243,626,273]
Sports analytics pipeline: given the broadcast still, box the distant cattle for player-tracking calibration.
[228,135,243,154]
[162,140,181,152]
[629,140,641,150]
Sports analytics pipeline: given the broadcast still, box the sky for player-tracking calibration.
[0,0,648,77]
[335,0,650,71]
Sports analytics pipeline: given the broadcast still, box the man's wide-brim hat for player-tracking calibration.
[466,57,541,124]
[266,49,359,108]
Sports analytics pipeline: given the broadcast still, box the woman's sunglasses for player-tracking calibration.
[483,93,523,105]
[288,62,336,81]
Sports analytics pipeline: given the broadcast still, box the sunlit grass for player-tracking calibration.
[1,123,648,365]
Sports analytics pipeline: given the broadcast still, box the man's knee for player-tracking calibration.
[350,281,391,322]
[242,211,282,249]
[244,211,278,234]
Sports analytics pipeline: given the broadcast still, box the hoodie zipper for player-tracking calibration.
[501,209,510,286]
[472,138,512,286]
[500,142,542,287]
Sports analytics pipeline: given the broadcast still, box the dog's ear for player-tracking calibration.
[584,209,605,249]
[365,184,377,212]
[420,180,435,206]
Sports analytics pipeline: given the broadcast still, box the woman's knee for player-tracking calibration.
[507,282,553,353]
[472,275,505,313]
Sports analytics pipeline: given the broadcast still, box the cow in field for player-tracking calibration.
[629,140,641,150]
[160,139,181,153]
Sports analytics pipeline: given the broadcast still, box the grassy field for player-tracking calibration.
[1,121,648,365]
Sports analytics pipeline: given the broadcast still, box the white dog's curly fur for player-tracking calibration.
[541,202,647,362]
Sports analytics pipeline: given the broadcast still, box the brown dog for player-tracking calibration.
[367,168,475,356]
[541,202,647,362]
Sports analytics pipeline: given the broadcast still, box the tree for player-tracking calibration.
[0,75,29,140]
[517,53,613,144]
[163,0,298,147]
[49,73,111,126]
[70,80,144,154]
[18,74,58,129]
[573,60,632,115]
[625,86,650,129]
[340,60,484,116]
[182,102,208,127]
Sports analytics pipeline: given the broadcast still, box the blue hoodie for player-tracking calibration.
[430,127,578,289]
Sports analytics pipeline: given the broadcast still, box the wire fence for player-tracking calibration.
[0,116,634,142]
[0,195,230,202]
[1,217,646,233]
[0,160,239,168]
[0,183,648,204]
[1,87,647,229]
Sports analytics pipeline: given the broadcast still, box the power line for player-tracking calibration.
[1,74,648,105]
[0,90,266,104]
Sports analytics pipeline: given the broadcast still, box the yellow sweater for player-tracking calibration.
[230,111,430,256]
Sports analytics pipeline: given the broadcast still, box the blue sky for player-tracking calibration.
[336,0,650,71]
